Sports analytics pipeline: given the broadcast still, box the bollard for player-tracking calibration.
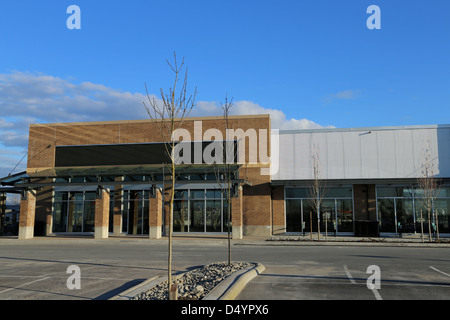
[169,283,178,300]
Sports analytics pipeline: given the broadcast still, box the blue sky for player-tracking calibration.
[0,0,449,176]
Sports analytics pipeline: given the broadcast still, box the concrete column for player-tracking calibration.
[231,186,243,239]
[113,178,123,235]
[18,190,36,240]
[45,207,53,236]
[0,193,5,236]
[95,188,110,239]
[271,185,285,235]
[353,184,377,221]
[149,188,162,239]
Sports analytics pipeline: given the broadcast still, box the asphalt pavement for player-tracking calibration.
[0,234,449,301]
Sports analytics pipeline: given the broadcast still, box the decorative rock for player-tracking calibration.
[133,261,254,300]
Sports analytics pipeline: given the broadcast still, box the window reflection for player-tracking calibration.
[285,187,354,234]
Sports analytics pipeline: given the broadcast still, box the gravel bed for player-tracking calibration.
[133,261,254,300]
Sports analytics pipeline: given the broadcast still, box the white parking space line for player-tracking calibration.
[343,265,356,284]
[371,288,382,300]
[344,265,383,300]
[0,277,50,295]
[429,266,450,278]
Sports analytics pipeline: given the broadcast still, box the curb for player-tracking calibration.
[204,263,265,300]
[108,263,265,301]
[235,240,450,248]
[109,276,162,300]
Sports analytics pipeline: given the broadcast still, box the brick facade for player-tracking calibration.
[26,115,273,238]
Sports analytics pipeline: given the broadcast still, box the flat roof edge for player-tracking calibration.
[278,124,450,134]
[29,114,271,128]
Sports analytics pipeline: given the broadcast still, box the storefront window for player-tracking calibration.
[336,199,353,233]
[53,191,100,233]
[173,189,228,233]
[173,199,189,232]
[376,186,450,234]
[377,198,395,233]
[123,190,149,235]
[285,187,354,234]
[435,198,450,233]
[286,199,302,233]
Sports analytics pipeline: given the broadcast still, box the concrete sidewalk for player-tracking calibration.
[1,233,450,247]
[253,233,450,247]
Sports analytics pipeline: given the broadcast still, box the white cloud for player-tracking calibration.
[324,89,359,104]
[193,100,332,130]
[0,71,333,175]
[0,71,149,125]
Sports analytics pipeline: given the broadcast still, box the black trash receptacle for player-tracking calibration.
[355,220,379,237]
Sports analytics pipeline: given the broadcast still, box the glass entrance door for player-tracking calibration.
[124,190,150,235]
[189,200,204,232]
[320,200,336,234]
[378,198,396,232]
[174,200,189,232]
[171,189,227,233]
[206,200,222,232]
[53,191,97,233]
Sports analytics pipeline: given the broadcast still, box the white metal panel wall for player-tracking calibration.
[277,133,294,180]
[437,127,450,177]
[294,132,311,179]
[395,130,415,178]
[360,130,378,179]
[273,125,450,181]
[411,128,439,177]
[311,132,328,180]
[341,130,362,179]
[377,130,397,178]
[326,132,345,179]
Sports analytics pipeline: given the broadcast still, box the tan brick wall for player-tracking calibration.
[95,190,110,227]
[19,191,36,227]
[241,167,271,227]
[27,115,271,172]
[28,115,272,237]
[113,180,123,233]
[231,187,243,227]
[272,185,285,234]
[149,189,163,227]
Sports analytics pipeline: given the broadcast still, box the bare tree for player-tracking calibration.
[222,96,233,265]
[143,52,197,299]
[308,144,327,241]
[417,140,440,243]
[212,95,235,265]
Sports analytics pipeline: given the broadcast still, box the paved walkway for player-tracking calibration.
[2,232,449,247]
[1,234,450,301]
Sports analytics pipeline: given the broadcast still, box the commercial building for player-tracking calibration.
[1,115,449,239]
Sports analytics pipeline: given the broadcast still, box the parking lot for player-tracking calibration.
[1,236,450,300]
[236,246,450,300]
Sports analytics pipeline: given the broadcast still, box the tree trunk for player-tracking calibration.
[428,209,432,243]
[420,209,424,243]
[227,173,232,266]
[436,211,440,242]
[168,160,175,299]
[317,205,320,241]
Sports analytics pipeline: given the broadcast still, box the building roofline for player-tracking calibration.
[29,114,271,128]
[279,123,450,134]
